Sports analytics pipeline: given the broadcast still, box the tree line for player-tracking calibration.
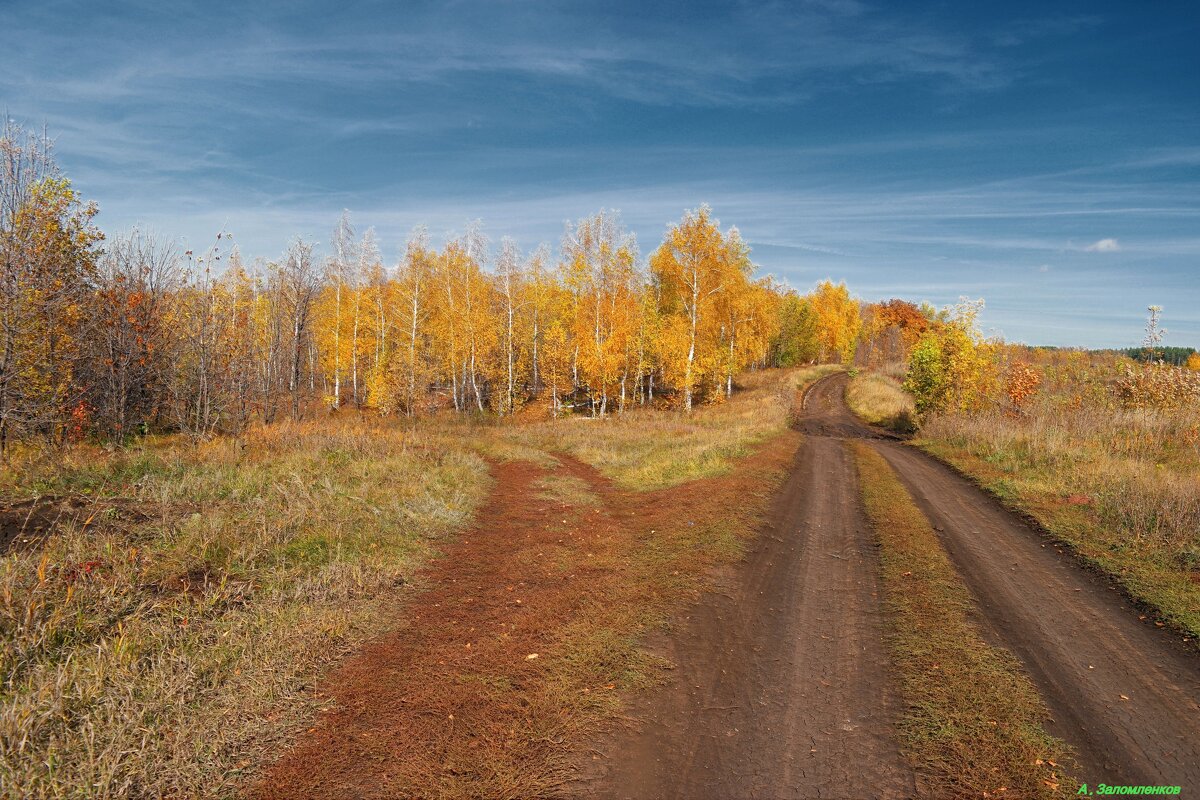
[3,121,935,451]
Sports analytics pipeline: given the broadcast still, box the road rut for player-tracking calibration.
[810,372,1200,787]
[589,372,1200,796]
[583,382,915,799]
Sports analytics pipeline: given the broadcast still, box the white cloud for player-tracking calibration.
[1084,237,1121,252]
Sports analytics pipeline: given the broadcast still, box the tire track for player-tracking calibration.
[811,372,1200,787]
[582,382,914,800]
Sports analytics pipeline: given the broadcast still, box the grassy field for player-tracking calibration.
[916,364,1200,641]
[854,443,1077,799]
[0,422,490,797]
[0,367,823,798]
[845,370,916,433]
[497,364,842,490]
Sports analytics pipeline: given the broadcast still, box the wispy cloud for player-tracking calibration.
[1,0,1196,347]
[1084,238,1121,252]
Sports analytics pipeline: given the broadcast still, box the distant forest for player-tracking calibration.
[1116,347,1196,366]
[1033,346,1197,366]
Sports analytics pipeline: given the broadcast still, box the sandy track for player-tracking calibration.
[803,372,1200,787]
[584,383,915,799]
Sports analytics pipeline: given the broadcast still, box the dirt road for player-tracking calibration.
[252,372,1200,798]
[588,373,1200,795]
[805,372,1200,787]
[583,381,916,799]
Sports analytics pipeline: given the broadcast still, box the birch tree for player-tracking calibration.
[650,206,737,411]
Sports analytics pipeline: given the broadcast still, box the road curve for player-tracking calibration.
[806,371,1200,787]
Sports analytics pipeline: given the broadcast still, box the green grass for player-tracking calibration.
[853,442,1078,799]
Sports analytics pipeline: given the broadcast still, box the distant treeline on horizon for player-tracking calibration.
[1031,345,1196,366]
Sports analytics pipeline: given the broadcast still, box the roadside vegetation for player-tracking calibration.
[845,369,916,433]
[852,295,1200,642]
[0,421,490,796]
[916,346,1200,640]
[854,443,1077,799]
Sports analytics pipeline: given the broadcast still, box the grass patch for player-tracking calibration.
[0,419,490,799]
[846,371,916,433]
[511,365,840,490]
[534,472,602,507]
[916,427,1200,641]
[853,442,1078,798]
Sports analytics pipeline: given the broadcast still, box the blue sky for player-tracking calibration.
[3,0,1199,347]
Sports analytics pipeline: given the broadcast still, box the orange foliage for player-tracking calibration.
[1005,363,1041,409]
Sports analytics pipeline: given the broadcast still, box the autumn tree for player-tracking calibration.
[324,211,355,408]
[82,229,180,441]
[216,248,265,431]
[278,238,321,420]
[0,119,103,452]
[495,237,526,415]
[562,210,640,415]
[350,228,381,406]
[650,206,746,410]
[383,228,435,415]
[164,232,247,437]
[904,298,996,415]
[711,235,766,397]
[363,237,394,405]
[773,290,819,366]
[1005,362,1041,411]
[518,243,555,399]
[859,298,929,367]
[809,280,861,364]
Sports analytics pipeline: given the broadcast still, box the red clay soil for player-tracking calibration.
[252,456,607,798]
[251,434,797,799]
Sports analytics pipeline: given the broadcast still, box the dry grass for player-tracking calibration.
[503,365,840,490]
[918,388,1200,639]
[0,419,490,798]
[854,442,1077,799]
[846,371,916,433]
